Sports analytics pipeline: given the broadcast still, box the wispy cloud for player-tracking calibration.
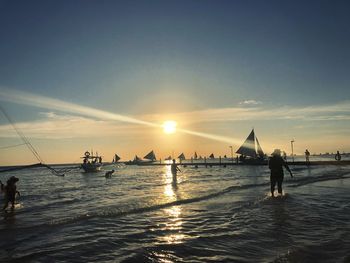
[239,99,262,105]
[0,88,244,145]
[143,100,350,124]
[0,87,158,128]
[1,87,349,147]
[0,112,143,139]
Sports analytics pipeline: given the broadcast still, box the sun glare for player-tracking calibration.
[163,120,177,134]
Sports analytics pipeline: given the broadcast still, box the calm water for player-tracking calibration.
[0,161,350,262]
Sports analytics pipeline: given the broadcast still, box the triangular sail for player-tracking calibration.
[144,150,156,161]
[134,155,141,162]
[209,153,215,159]
[255,137,264,158]
[114,154,121,162]
[194,152,198,159]
[236,129,257,158]
[178,153,186,160]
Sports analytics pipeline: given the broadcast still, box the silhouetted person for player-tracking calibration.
[1,176,20,210]
[282,151,287,161]
[305,149,310,164]
[335,151,341,161]
[105,169,115,178]
[171,159,181,182]
[268,149,293,197]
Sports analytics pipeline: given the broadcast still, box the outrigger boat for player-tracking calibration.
[81,151,103,172]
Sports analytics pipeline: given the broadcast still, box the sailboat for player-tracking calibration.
[236,129,266,164]
[144,150,157,161]
[165,156,172,161]
[125,151,157,165]
[209,153,215,159]
[178,153,186,160]
[113,154,121,163]
[193,152,198,159]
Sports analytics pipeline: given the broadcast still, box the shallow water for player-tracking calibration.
[0,163,349,262]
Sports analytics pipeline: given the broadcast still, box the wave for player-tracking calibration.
[288,171,350,188]
[8,169,350,231]
[271,231,350,263]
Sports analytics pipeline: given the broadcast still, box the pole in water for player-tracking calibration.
[291,140,295,163]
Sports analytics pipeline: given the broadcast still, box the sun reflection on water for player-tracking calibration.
[159,165,185,245]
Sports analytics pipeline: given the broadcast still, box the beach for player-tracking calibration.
[0,162,349,262]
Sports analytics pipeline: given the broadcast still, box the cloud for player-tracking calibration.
[1,87,349,148]
[0,112,144,139]
[0,87,158,128]
[239,100,262,105]
[143,100,350,125]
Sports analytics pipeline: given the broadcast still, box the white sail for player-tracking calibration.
[236,129,264,158]
[255,137,264,158]
[236,129,257,158]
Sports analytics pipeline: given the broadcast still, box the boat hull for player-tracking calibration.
[81,163,102,172]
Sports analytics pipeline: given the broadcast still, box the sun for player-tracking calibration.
[163,120,177,134]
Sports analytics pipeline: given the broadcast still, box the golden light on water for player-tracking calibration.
[160,165,185,244]
[162,120,177,134]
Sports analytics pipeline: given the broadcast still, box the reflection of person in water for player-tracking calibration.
[1,176,20,210]
[268,149,293,197]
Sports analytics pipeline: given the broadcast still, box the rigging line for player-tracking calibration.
[0,142,28,150]
[0,107,67,176]
[0,106,43,163]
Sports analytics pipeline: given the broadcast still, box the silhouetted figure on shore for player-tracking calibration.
[335,151,341,161]
[305,149,310,164]
[268,149,293,197]
[1,176,20,210]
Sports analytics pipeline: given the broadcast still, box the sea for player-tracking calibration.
[1,157,350,262]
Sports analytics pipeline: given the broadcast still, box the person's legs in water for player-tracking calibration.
[270,175,277,197]
[277,176,284,195]
[2,197,9,210]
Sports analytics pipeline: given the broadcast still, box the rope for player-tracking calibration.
[0,107,71,176]
[0,142,27,150]
[0,106,43,163]
[0,163,81,176]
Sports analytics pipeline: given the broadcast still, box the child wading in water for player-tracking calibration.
[1,176,20,211]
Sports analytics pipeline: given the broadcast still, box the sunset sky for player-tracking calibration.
[1,0,350,165]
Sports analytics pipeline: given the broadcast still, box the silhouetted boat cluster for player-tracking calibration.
[120,129,267,166]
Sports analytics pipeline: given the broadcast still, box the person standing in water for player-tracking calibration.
[268,149,293,197]
[335,151,341,161]
[1,176,20,210]
[171,159,181,182]
[305,149,310,164]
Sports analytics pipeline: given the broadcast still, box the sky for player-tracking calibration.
[0,0,350,165]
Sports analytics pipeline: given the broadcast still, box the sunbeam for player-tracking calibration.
[0,87,244,147]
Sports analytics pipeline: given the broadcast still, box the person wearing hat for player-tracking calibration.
[1,176,20,210]
[268,149,293,197]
